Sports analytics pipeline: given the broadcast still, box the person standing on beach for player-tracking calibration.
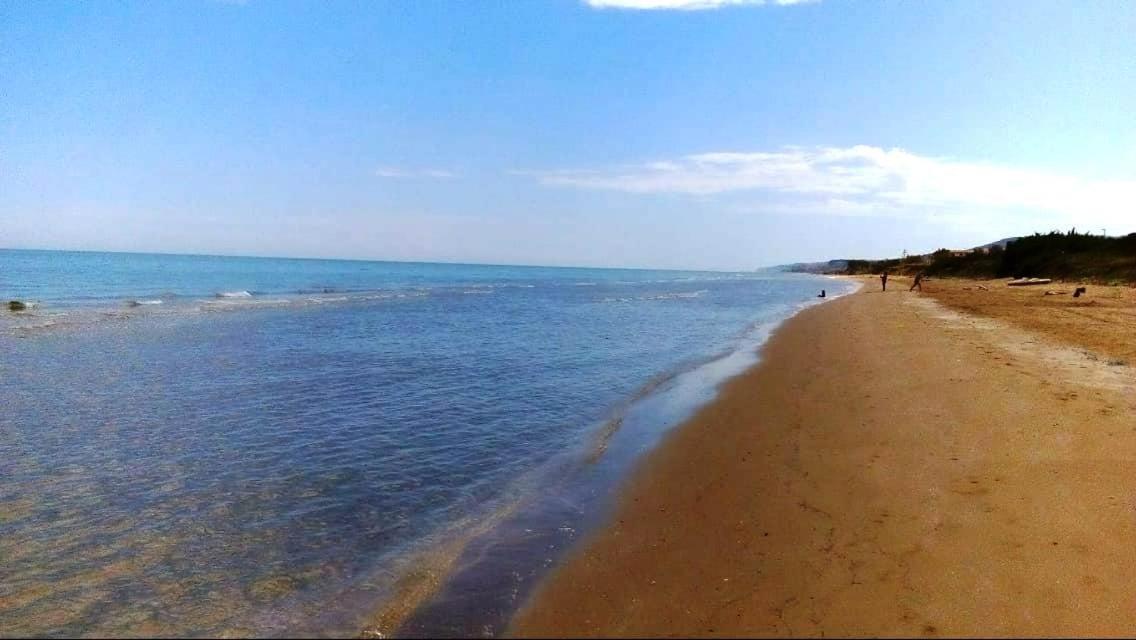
[910,272,924,292]
[880,271,889,292]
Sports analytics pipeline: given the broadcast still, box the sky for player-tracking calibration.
[2,0,1134,270]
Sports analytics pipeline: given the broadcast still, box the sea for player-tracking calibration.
[0,249,854,637]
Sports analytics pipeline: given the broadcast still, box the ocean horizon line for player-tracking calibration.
[0,245,779,275]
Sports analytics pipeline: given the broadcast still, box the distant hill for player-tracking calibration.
[785,230,1136,283]
[973,236,1019,251]
[775,259,848,274]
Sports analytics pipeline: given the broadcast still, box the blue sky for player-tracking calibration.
[2,0,1134,270]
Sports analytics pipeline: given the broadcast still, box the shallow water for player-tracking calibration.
[0,249,848,636]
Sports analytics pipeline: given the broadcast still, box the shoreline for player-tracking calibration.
[367,277,859,638]
[509,281,1136,637]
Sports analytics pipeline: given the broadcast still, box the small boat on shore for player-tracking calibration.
[1007,277,1052,287]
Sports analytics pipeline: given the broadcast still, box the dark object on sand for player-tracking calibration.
[1073,286,1087,298]
[818,289,826,298]
[8,300,27,311]
[881,271,888,291]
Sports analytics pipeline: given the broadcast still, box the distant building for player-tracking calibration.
[948,248,987,257]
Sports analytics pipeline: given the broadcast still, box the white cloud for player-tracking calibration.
[522,145,1136,231]
[375,167,455,179]
[584,0,814,10]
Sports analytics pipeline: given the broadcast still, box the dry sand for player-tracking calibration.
[509,280,1136,638]
[920,276,1136,366]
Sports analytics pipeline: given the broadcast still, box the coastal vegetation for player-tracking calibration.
[796,230,1136,284]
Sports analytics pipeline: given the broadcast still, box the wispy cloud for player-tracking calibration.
[521,145,1136,229]
[584,0,815,10]
[375,167,456,179]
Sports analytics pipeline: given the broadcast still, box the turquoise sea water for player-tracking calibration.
[0,249,851,636]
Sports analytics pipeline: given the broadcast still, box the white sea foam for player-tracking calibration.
[601,289,709,303]
[216,290,253,298]
[7,319,61,333]
[200,298,291,311]
[647,289,708,300]
[359,291,429,301]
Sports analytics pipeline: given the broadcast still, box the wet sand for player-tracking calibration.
[509,281,1136,637]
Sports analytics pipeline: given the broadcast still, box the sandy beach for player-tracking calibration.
[509,278,1136,637]
[922,276,1136,365]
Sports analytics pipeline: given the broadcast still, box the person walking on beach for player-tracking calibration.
[880,271,889,292]
[910,272,924,292]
